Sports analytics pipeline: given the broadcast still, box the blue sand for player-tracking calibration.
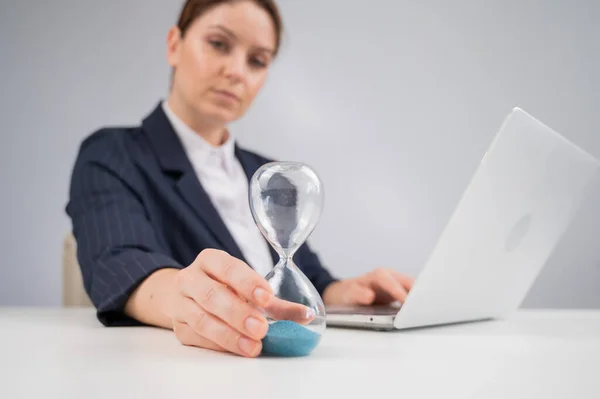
[261,320,321,357]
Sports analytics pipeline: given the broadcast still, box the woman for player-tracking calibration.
[66,0,415,358]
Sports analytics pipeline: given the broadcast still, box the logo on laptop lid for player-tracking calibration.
[506,213,532,253]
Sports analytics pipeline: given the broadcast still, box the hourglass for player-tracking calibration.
[249,161,326,357]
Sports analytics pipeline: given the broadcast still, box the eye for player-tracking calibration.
[209,39,229,52]
[249,56,268,69]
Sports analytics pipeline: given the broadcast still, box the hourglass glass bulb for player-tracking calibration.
[249,161,326,357]
[250,162,323,258]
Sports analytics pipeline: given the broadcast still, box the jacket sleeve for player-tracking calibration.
[66,130,183,326]
[295,241,339,297]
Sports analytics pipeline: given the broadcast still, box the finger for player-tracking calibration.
[172,299,228,353]
[390,270,416,291]
[342,283,375,305]
[370,268,409,303]
[184,300,263,358]
[263,296,316,325]
[194,249,273,307]
[180,271,269,341]
[173,320,226,353]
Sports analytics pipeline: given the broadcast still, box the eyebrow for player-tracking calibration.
[209,24,275,55]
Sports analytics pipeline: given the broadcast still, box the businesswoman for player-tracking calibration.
[66,0,415,358]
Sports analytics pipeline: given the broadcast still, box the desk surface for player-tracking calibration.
[1,308,599,399]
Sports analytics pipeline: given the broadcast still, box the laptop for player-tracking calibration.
[326,107,600,330]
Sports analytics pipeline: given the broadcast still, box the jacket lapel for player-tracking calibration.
[235,147,280,266]
[141,102,246,262]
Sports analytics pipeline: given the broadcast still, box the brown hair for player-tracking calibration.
[176,0,283,56]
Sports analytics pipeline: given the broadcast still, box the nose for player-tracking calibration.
[222,51,247,83]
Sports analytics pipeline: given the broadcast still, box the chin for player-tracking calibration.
[197,103,242,125]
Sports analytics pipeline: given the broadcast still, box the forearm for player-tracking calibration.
[124,268,180,329]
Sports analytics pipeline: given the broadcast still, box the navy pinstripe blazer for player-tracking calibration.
[66,102,337,326]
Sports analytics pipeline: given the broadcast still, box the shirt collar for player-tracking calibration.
[161,100,236,174]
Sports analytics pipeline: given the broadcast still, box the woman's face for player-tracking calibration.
[167,1,276,125]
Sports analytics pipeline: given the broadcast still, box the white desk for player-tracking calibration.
[1,308,599,398]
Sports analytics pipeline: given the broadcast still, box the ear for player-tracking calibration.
[166,26,183,68]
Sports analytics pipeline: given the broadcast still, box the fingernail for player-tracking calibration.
[245,316,266,337]
[305,307,315,319]
[238,337,260,356]
[253,287,272,306]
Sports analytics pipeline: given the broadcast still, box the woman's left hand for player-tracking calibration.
[322,268,415,306]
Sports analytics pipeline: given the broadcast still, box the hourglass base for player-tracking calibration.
[261,320,322,357]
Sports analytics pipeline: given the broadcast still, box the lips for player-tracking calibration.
[212,89,241,102]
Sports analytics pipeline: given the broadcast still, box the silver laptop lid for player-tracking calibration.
[392,108,600,329]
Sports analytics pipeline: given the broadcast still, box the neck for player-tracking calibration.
[166,92,228,146]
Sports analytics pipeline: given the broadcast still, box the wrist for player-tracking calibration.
[156,268,180,325]
[125,267,180,329]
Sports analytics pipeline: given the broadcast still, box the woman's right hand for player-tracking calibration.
[169,249,315,357]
